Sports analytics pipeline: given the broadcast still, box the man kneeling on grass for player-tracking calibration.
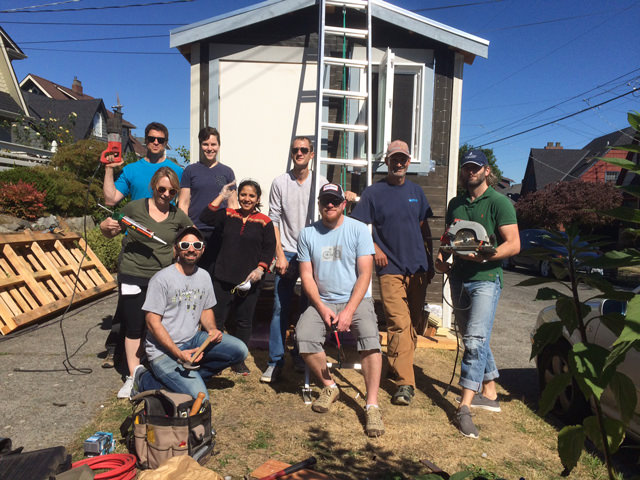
[295,183,384,437]
[131,226,248,401]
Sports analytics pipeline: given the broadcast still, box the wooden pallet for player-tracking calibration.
[0,230,116,335]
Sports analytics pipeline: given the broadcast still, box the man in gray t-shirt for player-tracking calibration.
[135,226,247,401]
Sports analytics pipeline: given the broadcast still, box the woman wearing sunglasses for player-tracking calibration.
[100,167,192,398]
[178,126,238,276]
[200,179,276,375]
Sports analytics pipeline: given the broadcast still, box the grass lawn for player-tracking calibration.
[67,344,614,479]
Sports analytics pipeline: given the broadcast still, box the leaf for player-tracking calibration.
[558,424,585,474]
[516,276,562,287]
[583,415,626,455]
[628,111,640,131]
[586,249,640,268]
[619,184,640,199]
[535,287,570,301]
[530,322,564,360]
[596,156,639,169]
[538,372,572,416]
[415,475,450,480]
[569,343,611,400]
[599,312,627,337]
[613,294,640,346]
[556,297,590,332]
[609,372,637,425]
[602,206,640,224]
[449,472,474,480]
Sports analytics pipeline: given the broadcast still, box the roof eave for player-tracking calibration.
[170,0,488,59]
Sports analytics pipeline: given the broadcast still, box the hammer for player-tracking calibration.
[179,334,216,370]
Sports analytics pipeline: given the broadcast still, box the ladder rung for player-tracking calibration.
[324,25,368,39]
[320,122,368,133]
[323,56,368,68]
[325,0,368,10]
[319,156,369,167]
[322,88,368,100]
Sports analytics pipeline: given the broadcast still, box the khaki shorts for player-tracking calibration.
[296,297,381,354]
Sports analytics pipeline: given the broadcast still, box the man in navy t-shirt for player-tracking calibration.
[351,140,434,407]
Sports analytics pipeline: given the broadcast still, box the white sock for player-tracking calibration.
[366,404,378,410]
[328,383,338,389]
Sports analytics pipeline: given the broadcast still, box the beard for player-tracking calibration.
[463,170,486,189]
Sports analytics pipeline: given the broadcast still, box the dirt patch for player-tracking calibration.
[73,345,611,479]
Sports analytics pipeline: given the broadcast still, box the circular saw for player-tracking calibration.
[440,219,497,257]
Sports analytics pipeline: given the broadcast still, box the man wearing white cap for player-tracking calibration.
[351,139,434,407]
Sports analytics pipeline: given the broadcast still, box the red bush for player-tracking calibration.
[0,180,47,220]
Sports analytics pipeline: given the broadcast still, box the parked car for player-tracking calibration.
[504,229,603,278]
[533,290,640,440]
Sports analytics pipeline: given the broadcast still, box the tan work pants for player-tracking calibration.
[379,272,428,387]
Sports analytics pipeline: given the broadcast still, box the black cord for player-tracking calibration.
[441,273,471,397]
[14,163,103,375]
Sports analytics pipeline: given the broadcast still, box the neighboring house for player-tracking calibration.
[19,74,139,156]
[170,0,489,325]
[0,27,29,142]
[520,128,634,197]
[495,176,521,203]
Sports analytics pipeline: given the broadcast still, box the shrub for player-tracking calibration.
[51,138,107,181]
[0,180,46,220]
[0,166,102,218]
[85,227,122,273]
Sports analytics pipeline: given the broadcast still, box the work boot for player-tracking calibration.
[365,406,385,437]
[391,385,415,406]
[102,349,115,369]
[312,385,339,413]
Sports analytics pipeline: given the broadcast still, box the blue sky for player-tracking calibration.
[5,0,639,182]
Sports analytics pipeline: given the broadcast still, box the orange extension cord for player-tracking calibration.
[72,453,137,480]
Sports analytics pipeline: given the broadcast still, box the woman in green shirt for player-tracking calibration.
[100,167,192,398]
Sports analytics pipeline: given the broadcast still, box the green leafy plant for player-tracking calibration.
[0,180,46,220]
[527,111,640,479]
[4,112,76,150]
[85,227,122,273]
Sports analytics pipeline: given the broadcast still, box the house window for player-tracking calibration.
[605,170,618,183]
[92,113,104,138]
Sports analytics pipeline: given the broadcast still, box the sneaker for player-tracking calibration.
[102,350,115,369]
[260,365,282,383]
[312,385,340,413]
[365,406,385,437]
[455,405,479,438]
[455,393,501,412]
[231,361,250,376]
[130,364,147,398]
[117,375,134,399]
[391,385,415,406]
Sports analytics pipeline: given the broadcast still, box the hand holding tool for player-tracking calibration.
[100,102,123,165]
[98,203,167,245]
[179,334,216,370]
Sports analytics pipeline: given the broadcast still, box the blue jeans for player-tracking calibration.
[268,252,307,367]
[147,331,248,401]
[449,277,501,392]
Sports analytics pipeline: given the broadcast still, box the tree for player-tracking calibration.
[516,180,623,231]
[51,138,107,180]
[459,143,503,181]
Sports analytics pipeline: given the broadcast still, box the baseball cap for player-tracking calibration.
[318,183,345,203]
[461,149,488,167]
[385,140,411,159]
[174,225,204,244]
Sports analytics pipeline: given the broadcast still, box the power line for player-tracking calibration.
[412,0,504,12]
[21,47,180,55]
[0,0,193,13]
[20,34,167,44]
[477,88,638,148]
[464,67,640,144]
[1,20,184,26]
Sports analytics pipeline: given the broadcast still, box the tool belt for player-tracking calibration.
[120,390,214,470]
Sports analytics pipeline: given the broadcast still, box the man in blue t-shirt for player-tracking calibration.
[296,183,384,437]
[103,121,183,205]
[351,140,434,407]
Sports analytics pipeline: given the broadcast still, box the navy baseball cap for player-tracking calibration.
[318,183,345,203]
[175,225,204,244]
[461,149,488,167]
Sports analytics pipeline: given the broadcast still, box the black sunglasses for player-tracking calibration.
[291,147,310,155]
[147,135,166,144]
[177,241,204,251]
[319,197,342,206]
[157,186,177,196]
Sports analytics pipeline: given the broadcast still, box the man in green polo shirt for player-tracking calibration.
[435,149,520,438]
